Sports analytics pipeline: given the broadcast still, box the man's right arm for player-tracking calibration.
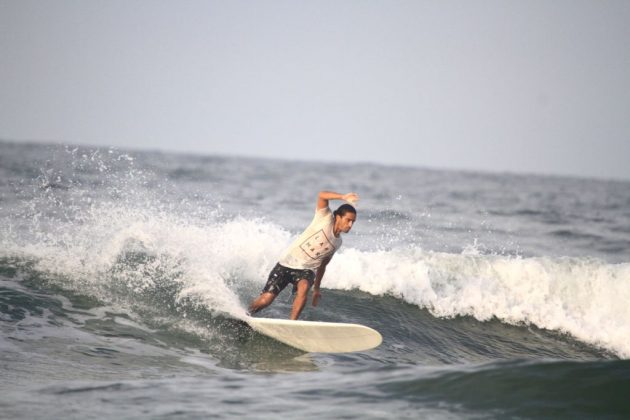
[312,256,332,307]
[317,191,359,210]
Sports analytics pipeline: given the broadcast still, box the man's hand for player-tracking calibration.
[312,289,321,307]
[342,192,359,206]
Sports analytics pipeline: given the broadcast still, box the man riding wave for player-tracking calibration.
[248,191,358,320]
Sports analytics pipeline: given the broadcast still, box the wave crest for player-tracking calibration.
[328,248,630,358]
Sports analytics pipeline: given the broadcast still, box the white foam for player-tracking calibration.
[5,199,630,357]
[5,203,289,319]
[327,247,630,358]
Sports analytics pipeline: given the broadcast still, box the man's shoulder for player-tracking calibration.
[315,206,333,216]
[313,206,333,224]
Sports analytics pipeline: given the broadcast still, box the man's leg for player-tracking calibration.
[289,279,311,320]
[248,292,276,315]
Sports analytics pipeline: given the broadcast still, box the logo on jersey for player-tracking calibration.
[299,230,335,260]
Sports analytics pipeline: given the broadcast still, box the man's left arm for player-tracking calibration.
[312,256,332,307]
[317,191,359,211]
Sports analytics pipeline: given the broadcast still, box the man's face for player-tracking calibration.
[337,212,357,233]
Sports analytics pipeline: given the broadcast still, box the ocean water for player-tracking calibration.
[1,140,629,419]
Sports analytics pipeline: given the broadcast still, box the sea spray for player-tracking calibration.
[4,208,291,318]
[0,146,289,318]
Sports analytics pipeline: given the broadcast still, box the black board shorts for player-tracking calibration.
[262,263,316,295]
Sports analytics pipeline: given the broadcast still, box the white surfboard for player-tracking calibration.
[245,317,382,353]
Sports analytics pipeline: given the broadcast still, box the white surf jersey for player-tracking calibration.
[278,207,342,271]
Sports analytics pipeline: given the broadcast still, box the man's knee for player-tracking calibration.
[295,280,311,296]
[251,292,275,308]
[260,292,277,303]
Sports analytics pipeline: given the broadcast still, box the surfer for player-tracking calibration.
[248,191,358,320]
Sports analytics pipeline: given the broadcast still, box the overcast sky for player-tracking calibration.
[1,1,629,180]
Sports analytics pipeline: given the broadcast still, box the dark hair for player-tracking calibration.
[334,204,357,218]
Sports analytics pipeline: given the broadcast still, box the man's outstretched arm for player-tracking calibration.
[317,191,359,210]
